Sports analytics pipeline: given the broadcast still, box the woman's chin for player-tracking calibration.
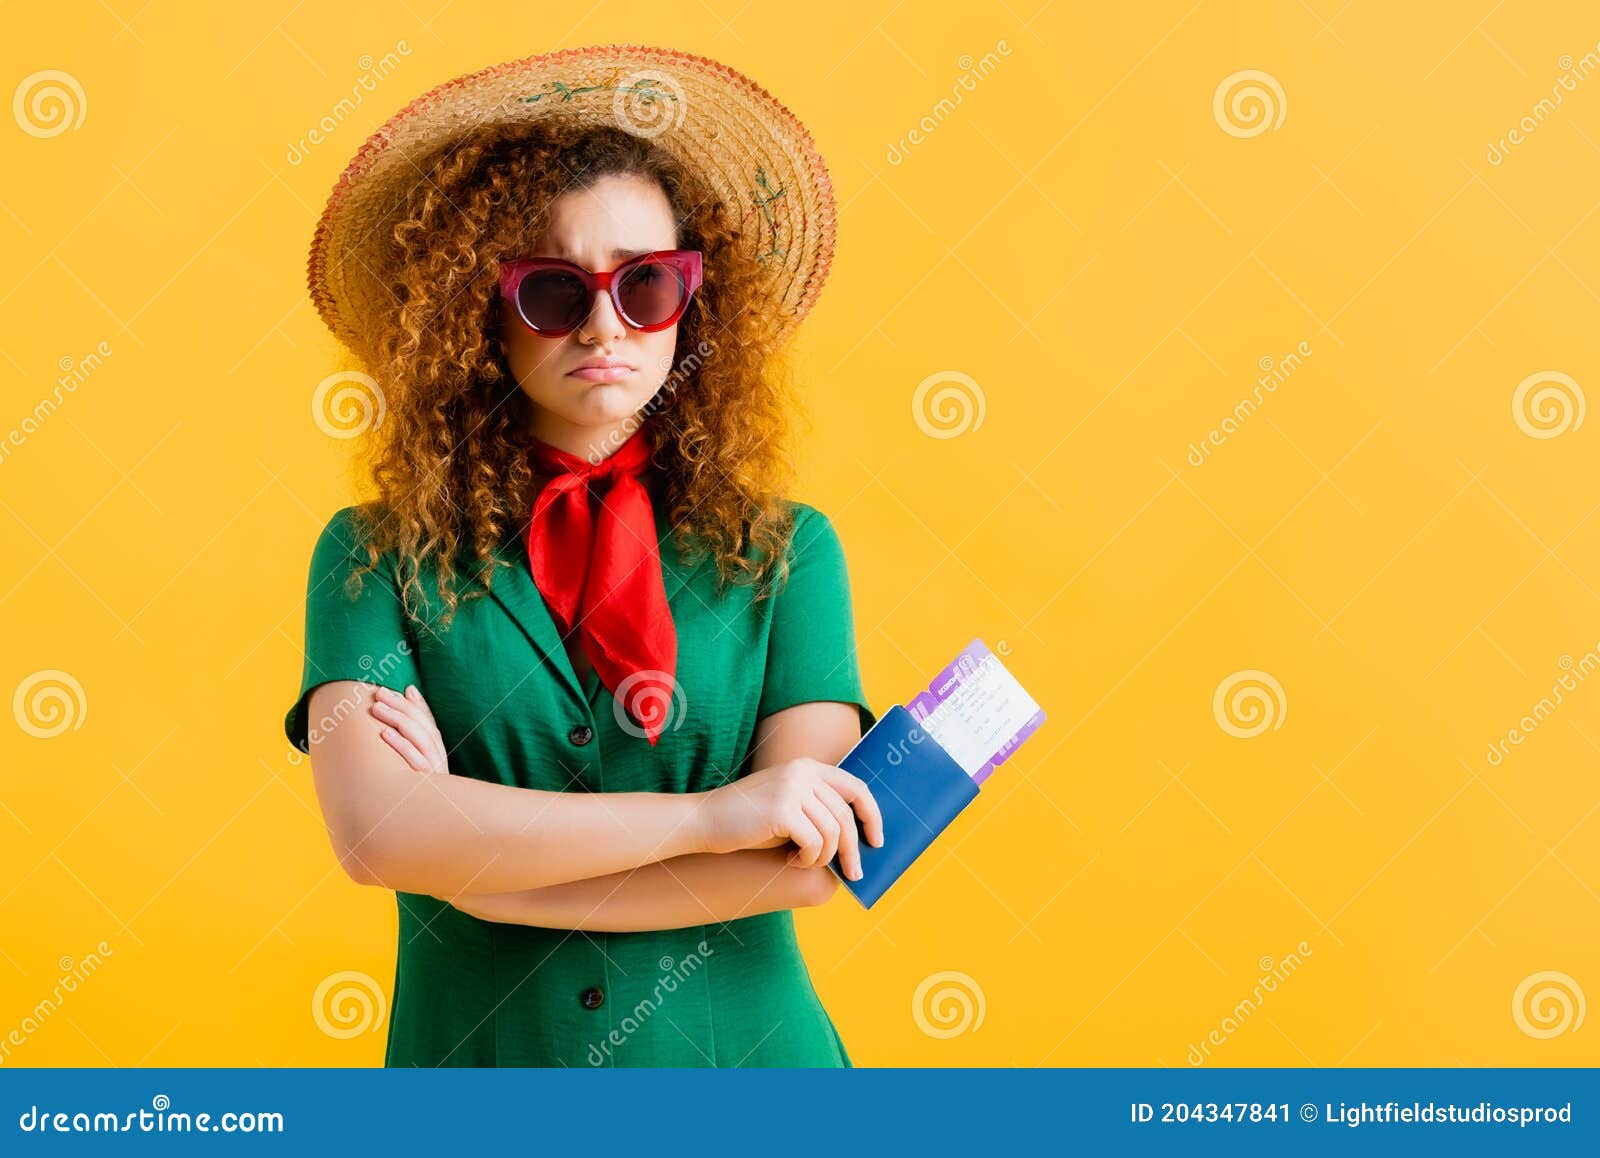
[573,381,654,415]
[523,377,660,429]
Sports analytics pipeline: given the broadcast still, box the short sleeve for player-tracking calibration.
[283,505,424,754]
[756,504,877,737]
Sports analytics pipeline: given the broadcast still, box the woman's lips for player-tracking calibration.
[568,366,633,382]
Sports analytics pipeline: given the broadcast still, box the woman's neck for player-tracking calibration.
[525,416,647,464]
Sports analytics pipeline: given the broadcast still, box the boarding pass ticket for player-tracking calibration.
[905,638,1047,784]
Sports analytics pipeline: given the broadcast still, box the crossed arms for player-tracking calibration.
[303,680,877,932]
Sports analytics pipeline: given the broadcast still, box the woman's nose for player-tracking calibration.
[577,287,626,344]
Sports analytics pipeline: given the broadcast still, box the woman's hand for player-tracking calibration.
[699,758,884,881]
[368,684,450,775]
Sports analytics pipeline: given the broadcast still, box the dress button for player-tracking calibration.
[579,986,605,1010]
[568,724,594,746]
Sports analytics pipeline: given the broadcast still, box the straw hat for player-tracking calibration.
[307,43,837,363]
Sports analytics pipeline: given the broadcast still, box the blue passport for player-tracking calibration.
[826,704,982,908]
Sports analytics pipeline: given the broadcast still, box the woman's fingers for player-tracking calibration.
[378,723,430,771]
[823,767,884,848]
[371,688,444,774]
[783,808,824,868]
[800,797,842,871]
[405,684,437,724]
[370,697,423,746]
[370,687,420,727]
[819,785,862,881]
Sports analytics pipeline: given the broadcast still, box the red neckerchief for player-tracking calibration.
[526,428,677,745]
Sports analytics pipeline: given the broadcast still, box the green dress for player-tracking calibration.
[283,495,877,1067]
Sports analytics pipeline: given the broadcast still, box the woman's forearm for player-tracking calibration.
[308,682,711,894]
[436,848,839,932]
[340,775,713,896]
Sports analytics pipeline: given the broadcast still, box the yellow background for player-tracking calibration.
[3,1,1597,1066]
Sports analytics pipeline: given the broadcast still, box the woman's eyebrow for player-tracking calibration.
[546,246,657,261]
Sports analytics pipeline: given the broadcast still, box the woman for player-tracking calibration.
[284,46,884,1067]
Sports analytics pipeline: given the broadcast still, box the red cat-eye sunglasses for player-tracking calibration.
[497,249,703,337]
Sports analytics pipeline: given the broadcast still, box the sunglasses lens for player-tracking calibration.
[617,259,687,327]
[517,269,588,333]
